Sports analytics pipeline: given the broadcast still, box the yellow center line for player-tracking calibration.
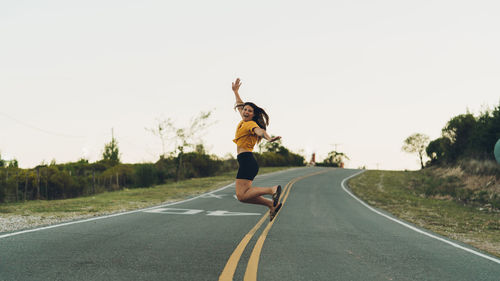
[218,182,291,281]
[243,169,330,281]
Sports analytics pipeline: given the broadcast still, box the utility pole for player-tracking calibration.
[331,143,342,152]
[45,168,48,200]
[36,167,40,200]
[15,171,19,202]
[24,172,27,202]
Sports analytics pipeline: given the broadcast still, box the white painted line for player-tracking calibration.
[341,170,500,265]
[206,210,261,216]
[200,193,225,199]
[0,167,303,240]
[144,208,204,215]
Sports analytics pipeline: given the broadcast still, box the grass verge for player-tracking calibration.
[348,170,500,258]
[0,167,293,232]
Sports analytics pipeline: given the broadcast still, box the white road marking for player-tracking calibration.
[206,210,260,216]
[200,193,225,199]
[144,208,204,215]
[341,170,500,265]
[144,208,261,216]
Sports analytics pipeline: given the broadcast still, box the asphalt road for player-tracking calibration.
[1,167,499,281]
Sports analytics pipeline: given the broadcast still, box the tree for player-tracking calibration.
[442,114,476,161]
[102,130,120,165]
[146,118,174,158]
[321,150,349,167]
[174,110,214,154]
[260,137,283,153]
[148,110,214,158]
[426,137,451,165]
[402,133,430,169]
[148,110,215,180]
[7,159,18,168]
[173,110,215,180]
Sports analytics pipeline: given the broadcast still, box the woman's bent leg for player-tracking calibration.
[235,179,277,208]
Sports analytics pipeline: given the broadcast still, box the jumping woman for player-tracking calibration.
[232,78,283,221]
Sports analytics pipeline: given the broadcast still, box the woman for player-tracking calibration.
[232,78,283,221]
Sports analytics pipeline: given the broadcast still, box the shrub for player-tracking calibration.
[181,152,223,178]
[134,164,158,188]
[459,159,500,178]
[155,156,177,183]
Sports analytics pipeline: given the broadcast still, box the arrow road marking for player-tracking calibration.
[200,193,225,199]
[144,208,204,215]
[143,208,261,216]
[207,210,261,216]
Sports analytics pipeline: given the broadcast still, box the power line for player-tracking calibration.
[0,111,85,139]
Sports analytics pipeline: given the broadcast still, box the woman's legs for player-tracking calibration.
[235,179,278,210]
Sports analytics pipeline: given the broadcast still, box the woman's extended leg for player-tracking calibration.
[235,179,278,209]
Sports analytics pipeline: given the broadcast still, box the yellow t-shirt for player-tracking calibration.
[233,120,260,151]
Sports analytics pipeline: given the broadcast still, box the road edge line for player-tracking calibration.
[341,170,500,266]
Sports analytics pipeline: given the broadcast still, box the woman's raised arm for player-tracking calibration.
[232,78,244,114]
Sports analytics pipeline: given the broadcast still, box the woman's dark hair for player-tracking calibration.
[244,102,269,130]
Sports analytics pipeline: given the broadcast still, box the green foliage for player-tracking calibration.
[459,158,500,177]
[260,138,282,153]
[102,134,120,164]
[0,171,5,203]
[179,152,223,178]
[146,118,174,157]
[316,151,349,167]
[402,133,430,169]
[426,102,500,165]
[254,138,305,167]
[155,156,177,183]
[404,166,500,210]
[134,164,158,188]
[8,159,18,168]
[147,111,215,181]
[442,113,477,161]
[426,137,451,165]
[254,151,305,167]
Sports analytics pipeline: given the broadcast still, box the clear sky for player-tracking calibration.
[1,0,499,170]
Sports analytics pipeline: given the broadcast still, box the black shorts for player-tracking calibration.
[236,152,259,181]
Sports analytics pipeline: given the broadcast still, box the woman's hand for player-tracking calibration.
[232,78,242,93]
[269,136,282,142]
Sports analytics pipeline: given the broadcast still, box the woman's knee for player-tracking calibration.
[235,180,251,202]
[236,192,248,202]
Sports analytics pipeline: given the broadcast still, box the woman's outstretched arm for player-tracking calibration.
[232,78,244,114]
[254,127,281,142]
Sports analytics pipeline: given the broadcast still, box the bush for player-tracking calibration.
[426,102,500,166]
[0,179,5,203]
[459,159,500,178]
[134,164,158,187]
[180,152,223,178]
[254,151,305,167]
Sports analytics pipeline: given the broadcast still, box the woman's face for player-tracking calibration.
[242,105,255,121]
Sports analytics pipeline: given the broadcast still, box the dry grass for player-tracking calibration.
[348,169,500,258]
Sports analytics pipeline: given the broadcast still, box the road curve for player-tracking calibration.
[1,167,499,281]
